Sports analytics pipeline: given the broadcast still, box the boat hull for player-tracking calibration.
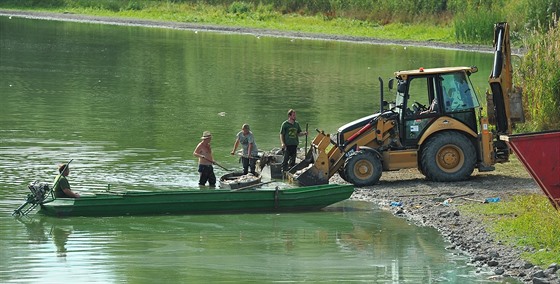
[38,184,355,217]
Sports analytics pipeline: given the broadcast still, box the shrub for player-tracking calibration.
[524,0,560,31]
[227,1,252,15]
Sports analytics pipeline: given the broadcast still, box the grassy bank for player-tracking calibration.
[516,20,560,132]
[462,195,560,266]
[0,2,454,42]
[1,0,558,44]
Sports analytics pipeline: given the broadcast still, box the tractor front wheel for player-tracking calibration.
[344,150,383,187]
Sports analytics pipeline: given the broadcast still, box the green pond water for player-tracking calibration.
[0,15,510,283]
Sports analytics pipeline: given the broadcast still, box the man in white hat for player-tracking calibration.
[193,131,216,187]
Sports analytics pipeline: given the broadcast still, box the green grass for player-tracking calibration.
[462,156,560,267]
[454,7,502,44]
[461,194,560,266]
[493,155,533,178]
[1,0,557,44]
[0,2,454,43]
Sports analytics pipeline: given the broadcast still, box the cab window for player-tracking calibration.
[440,72,480,112]
[408,77,431,111]
[405,76,437,116]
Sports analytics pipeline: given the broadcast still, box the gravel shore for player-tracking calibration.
[1,9,555,283]
[332,169,558,283]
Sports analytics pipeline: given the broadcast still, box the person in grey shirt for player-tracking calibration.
[231,124,259,175]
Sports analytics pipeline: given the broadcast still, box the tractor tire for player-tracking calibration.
[338,167,349,182]
[417,163,426,177]
[420,131,476,182]
[344,150,383,187]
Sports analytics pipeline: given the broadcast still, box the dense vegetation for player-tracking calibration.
[515,20,560,131]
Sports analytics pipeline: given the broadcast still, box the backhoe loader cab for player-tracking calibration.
[392,67,482,145]
[288,22,515,187]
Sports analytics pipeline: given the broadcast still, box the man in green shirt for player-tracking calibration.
[279,109,308,172]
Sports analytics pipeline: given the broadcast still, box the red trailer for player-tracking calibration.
[501,131,560,209]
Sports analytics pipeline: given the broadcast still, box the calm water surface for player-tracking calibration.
[1,15,508,282]
[5,202,487,283]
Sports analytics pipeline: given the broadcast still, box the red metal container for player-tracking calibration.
[502,130,560,209]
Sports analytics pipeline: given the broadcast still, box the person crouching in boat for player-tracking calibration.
[231,123,259,175]
[54,164,80,198]
[193,131,217,187]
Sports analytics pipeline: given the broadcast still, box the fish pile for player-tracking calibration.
[221,173,260,185]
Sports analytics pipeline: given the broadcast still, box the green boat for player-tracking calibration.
[14,182,355,217]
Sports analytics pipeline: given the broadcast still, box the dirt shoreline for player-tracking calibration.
[2,9,555,283]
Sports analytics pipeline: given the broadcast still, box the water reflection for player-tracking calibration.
[17,217,72,258]
[51,225,71,257]
[9,202,491,282]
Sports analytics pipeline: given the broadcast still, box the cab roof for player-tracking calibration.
[395,66,478,80]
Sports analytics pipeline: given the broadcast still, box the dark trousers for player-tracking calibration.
[281,145,298,171]
[241,157,257,175]
[198,165,216,186]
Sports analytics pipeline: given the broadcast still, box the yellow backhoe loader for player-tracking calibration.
[288,22,523,186]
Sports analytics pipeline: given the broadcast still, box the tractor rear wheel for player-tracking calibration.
[420,131,476,181]
[344,150,383,187]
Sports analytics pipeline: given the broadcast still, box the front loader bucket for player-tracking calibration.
[289,166,330,186]
[287,149,330,186]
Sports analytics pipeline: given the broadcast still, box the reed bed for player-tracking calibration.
[515,20,560,132]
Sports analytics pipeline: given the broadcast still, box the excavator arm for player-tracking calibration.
[481,22,524,167]
[488,22,514,135]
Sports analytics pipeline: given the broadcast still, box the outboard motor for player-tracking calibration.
[12,181,51,216]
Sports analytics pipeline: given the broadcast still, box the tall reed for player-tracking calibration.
[515,19,560,131]
[453,8,502,44]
